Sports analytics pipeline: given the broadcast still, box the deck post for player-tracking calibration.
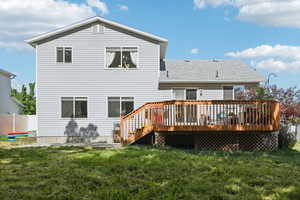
[154,132,166,147]
[194,135,198,150]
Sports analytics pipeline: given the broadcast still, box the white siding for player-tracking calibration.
[37,24,171,138]
[0,74,21,114]
[198,86,223,100]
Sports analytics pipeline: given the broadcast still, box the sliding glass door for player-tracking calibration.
[172,88,198,124]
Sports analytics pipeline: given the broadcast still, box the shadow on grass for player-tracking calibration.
[1,145,300,200]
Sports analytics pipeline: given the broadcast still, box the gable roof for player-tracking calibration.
[0,69,16,79]
[159,60,266,84]
[26,16,168,58]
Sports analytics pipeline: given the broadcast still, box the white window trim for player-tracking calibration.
[172,88,198,100]
[104,46,139,70]
[60,96,88,119]
[56,46,73,64]
[106,96,135,119]
[198,88,204,99]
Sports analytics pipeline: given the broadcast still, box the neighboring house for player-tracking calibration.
[0,69,23,114]
[26,16,271,145]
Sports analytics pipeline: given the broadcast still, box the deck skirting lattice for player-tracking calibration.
[194,132,278,151]
[154,132,166,147]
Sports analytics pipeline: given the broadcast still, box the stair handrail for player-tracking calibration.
[120,100,280,143]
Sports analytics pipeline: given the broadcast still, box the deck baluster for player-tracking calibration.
[119,100,280,145]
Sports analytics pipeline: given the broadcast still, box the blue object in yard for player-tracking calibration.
[8,138,16,141]
[8,134,28,138]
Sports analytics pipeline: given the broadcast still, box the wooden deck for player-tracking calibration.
[120,100,280,145]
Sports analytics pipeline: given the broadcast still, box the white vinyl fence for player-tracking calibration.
[0,114,37,135]
[297,124,300,141]
[287,123,300,142]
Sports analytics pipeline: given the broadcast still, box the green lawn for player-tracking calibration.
[1,145,300,200]
[0,139,35,149]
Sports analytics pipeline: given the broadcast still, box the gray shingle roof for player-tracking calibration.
[159,60,265,83]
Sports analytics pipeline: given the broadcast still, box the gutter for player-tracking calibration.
[159,80,265,84]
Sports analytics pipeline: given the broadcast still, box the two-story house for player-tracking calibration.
[26,16,279,149]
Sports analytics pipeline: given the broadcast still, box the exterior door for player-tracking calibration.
[223,86,234,100]
[185,89,197,123]
[172,89,185,123]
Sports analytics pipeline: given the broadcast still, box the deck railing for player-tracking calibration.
[120,100,280,144]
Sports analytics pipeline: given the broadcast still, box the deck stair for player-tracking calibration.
[120,100,280,145]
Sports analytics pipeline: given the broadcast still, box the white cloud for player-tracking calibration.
[194,0,232,9]
[252,59,300,72]
[194,0,300,29]
[190,48,199,54]
[226,45,300,72]
[87,0,109,15]
[0,0,109,51]
[225,45,300,60]
[194,0,206,9]
[118,4,129,11]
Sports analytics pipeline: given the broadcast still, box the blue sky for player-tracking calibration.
[0,0,300,89]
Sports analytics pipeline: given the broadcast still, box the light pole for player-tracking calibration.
[265,73,277,88]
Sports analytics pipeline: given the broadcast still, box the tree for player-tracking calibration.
[11,82,36,115]
[240,84,300,124]
[235,86,274,101]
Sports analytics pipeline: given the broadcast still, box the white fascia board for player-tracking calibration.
[159,80,264,84]
[26,16,168,46]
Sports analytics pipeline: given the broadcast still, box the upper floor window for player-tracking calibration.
[106,47,137,69]
[57,47,72,63]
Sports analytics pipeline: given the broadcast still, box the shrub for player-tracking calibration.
[278,123,297,148]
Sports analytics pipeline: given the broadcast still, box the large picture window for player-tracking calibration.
[57,47,72,63]
[61,97,87,118]
[108,97,134,117]
[106,47,137,69]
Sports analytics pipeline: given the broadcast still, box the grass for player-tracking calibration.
[0,139,35,149]
[1,144,300,200]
